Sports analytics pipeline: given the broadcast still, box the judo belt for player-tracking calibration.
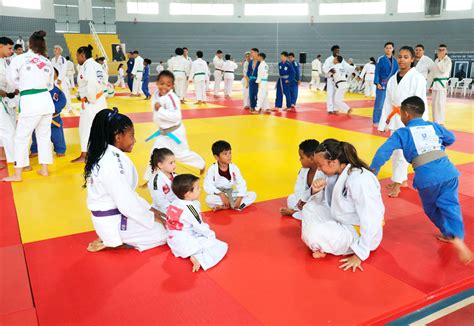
[312,70,320,72]
[431,77,449,88]
[20,88,48,97]
[193,72,206,78]
[215,69,224,72]
[81,91,104,109]
[145,123,182,144]
[173,70,185,73]
[224,71,234,74]
[91,208,128,231]
[353,220,385,236]
[385,106,400,125]
[412,150,446,169]
[249,76,257,80]
[217,187,246,210]
[51,113,61,127]
[280,75,289,79]
[335,80,347,88]
[261,78,268,82]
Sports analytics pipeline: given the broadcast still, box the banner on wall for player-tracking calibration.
[448,52,474,79]
[112,43,126,62]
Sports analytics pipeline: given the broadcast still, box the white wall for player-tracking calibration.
[0,0,55,19]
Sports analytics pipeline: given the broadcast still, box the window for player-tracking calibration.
[126,1,159,15]
[319,1,385,15]
[2,0,41,9]
[170,3,234,16]
[398,0,424,13]
[446,0,472,11]
[54,0,80,33]
[244,3,308,16]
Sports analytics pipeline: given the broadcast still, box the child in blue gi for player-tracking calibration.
[142,58,152,100]
[30,68,66,157]
[246,48,260,113]
[274,51,295,112]
[370,95,472,264]
[288,52,300,110]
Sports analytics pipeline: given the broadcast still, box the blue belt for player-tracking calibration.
[91,208,127,231]
[249,76,257,80]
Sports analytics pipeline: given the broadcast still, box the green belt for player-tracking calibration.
[431,77,449,88]
[136,70,143,72]
[193,72,206,77]
[20,89,48,96]
[174,70,185,73]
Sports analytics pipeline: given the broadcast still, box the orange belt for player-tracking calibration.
[385,106,400,125]
[81,91,104,109]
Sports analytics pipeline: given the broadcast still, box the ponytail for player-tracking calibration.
[83,107,133,188]
[77,44,94,59]
[29,30,47,57]
[316,139,371,174]
[149,148,174,173]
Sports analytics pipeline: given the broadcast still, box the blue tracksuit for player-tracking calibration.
[275,60,295,109]
[247,59,260,109]
[373,55,398,123]
[126,57,135,92]
[31,86,67,154]
[290,60,300,106]
[141,65,150,97]
[370,118,463,238]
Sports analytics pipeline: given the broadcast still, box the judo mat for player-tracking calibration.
[1,83,473,325]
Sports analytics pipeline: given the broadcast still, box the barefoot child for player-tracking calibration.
[280,139,320,220]
[371,96,472,264]
[329,55,354,115]
[147,147,178,216]
[204,140,256,211]
[222,54,238,99]
[144,70,205,181]
[255,52,270,114]
[301,139,384,272]
[167,174,228,272]
[85,108,167,252]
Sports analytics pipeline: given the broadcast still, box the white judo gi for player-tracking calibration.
[115,67,126,88]
[66,59,75,88]
[242,60,250,108]
[51,55,72,111]
[287,168,320,220]
[322,56,352,113]
[428,56,452,124]
[310,58,322,90]
[301,165,384,260]
[0,57,17,163]
[183,56,193,98]
[87,144,167,251]
[213,55,224,96]
[203,162,256,210]
[168,55,190,100]
[143,90,205,181]
[222,60,238,97]
[414,55,434,80]
[331,62,354,114]
[166,199,228,270]
[190,58,209,102]
[131,55,144,95]
[7,51,55,168]
[255,60,270,112]
[147,170,178,214]
[77,58,107,152]
[360,62,376,97]
[378,68,428,184]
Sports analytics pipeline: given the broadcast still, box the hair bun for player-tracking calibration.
[87,44,94,50]
[32,30,47,38]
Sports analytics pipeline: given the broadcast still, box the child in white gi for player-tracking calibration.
[222,54,238,99]
[143,70,205,181]
[280,139,320,220]
[167,174,228,272]
[189,50,209,104]
[114,63,126,88]
[255,52,270,114]
[147,147,178,216]
[85,108,168,252]
[204,140,256,211]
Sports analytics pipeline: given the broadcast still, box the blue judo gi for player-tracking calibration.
[31,85,67,155]
[126,57,135,92]
[275,60,294,109]
[141,64,150,98]
[373,55,398,124]
[370,118,464,239]
[247,59,260,110]
[290,60,300,107]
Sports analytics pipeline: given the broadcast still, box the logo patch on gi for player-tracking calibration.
[166,205,184,231]
[162,184,170,194]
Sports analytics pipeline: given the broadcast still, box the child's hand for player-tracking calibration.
[311,179,327,194]
[296,200,306,210]
[154,102,161,111]
[234,196,243,210]
[339,255,363,272]
[219,192,230,208]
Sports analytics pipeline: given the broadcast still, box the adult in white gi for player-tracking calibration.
[255,53,270,113]
[71,45,107,163]
[222,55,238,98]
[242,52,251,109]
[323,45,352,114]
[302,140,384,272]
[15,36,25,50]
[168,48,191,103]
[51,45,72,111]
[360,58,376,97]
[131,51,144,96]
[414,44,434,80]
[428,44,452,125]
[378,46,428,197]
[204,162,256,210]
[213,50,224,97]
[3,31,55,182]
[310,54,322,91]
[189,51,209,104]
[330,56,355,115]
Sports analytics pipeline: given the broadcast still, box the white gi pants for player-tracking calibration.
[115,76,125,88]
[326,78,335,112]
[0,103,16,163]
[205,191,257,209]
[310,72,320,90]
[334,82,350,113]
[14,114,53,168]
[132,72,143,95]
[432,90,447,124]
[224,75,234,96]
[364,80,375,97]
[242,78,250,107]
[255,82,269,111]
[79,99,106,152]
[194,78,207,101]
[67,74,75,88]
[174,72,187,100]
[143,125,205,181]
[391,128,409,184]
[214,70,223,95]
[287,193,303,220]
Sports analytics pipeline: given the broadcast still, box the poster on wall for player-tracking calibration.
[112,43,126,62]
[448,52,474,79]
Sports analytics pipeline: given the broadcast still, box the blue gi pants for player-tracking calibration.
[249,79,258,109]
[290,82,298,106]
[373,88,386,124]
[31,125,66,155]
[142,78,150,97]
[275,78,292,109]
[127,75,133,92]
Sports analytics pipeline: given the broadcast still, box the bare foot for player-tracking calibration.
[194,101,202,105]
[312,250,327,259]
[190,256,201,272]
[199,167,206,175]
[213,205,225,212]
[388,183,402,198]
[451,238,473,265]
[386,181,408,189]
[279,207,296,216]
[436,234,454,243]
[71,154,86,163]
[346,109,353,116]
[264,110,271,114]
[37,169,49,177]
[87,238,106,252]
[56,153,66,157]
[29,153,38,158]
[23,166,33,172]
[2,175,22,182]
[243,106,250,110]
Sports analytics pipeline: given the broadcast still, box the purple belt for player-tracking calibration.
[91,208,128,231]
